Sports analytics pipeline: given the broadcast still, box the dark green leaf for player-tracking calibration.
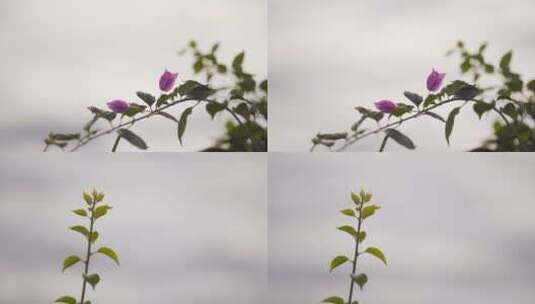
[156,111,178,123]
[403,91,423,107]
[83,273,100,290]
[499,51,512,71]
[62,256,81,272]
[445,107,461,145]
[384,129,415,150]
[423,94,438,108]
[351,273,368,290]
[473,102,494,119]
[259,79,268,93]
[116,129,148,150]
[97,246,120,265]
[205,101,226,119]
[316,133,347,141]
[423,111,446,122]
[527,80,535,93]
[49,133,80,141]
[322,296,344,304]
[329,255,349,272]
[502,103,517,120]
[364,247,387,265]
[337,225,357,238]
[123,103,146,117]
[232,51,245,72]
[177,107,194,146]
[54,296,77,304]
[390,103,413,117]
[233,103,250,120]
[136,92,156,107]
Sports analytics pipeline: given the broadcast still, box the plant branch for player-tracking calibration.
[348,202,364,304]
[80,200,96,303]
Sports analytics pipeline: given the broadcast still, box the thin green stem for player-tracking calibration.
[80,201,96,303]
[378,135,389,152]
[348,203,364,304]
[111,135,122,152]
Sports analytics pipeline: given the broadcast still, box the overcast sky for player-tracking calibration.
[269,153,535,303]
[269,0,535,151]
[0,153,267,304]
[0,0,266,152]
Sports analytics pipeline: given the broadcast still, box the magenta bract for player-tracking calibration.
[159,69,178,92]
[374,100,397,113]
[107,100,128,113]
[426,68,446,92]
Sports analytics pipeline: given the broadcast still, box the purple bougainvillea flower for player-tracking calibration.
[107,99,129,113]
[374,100,397,113]
[159,69,178,92]
[426,68,446,92]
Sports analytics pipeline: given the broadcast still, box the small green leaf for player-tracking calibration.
[90,231,99,244]
[83,193,92,204]
[351,192,361,205]
[445,107,461,145]
[136,91,156,107]
[83,273,100,290]
[322,296,344,304]
[62,256,81,272]
[232,51,245,72]
[233,103,250,120]
[72,209,88,217]
[340,209,355,217]
[337,225,357,238]
[473,101,494,119]
[93,205,112,220]
[403,91,423,107]
[361,192,372,203]
[205,101,226,119]
[423,111,446,123]
[499,51,512,71]
[259,79,268,93]
[329,255,349,272]
[97,246,120,265]
[364,247,387,265]
[54,296,77,304]
[357,231,367,243]
[423,93,438,108]
[351,273,368,290]
[69,225,89,238]
[527,79,535,92]
[116,128,148,150]
[177,107,194,146]
[123,103,146,117]
[361,205,380,220]
[384,129,415,150]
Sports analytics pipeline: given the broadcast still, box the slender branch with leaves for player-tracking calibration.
[54,190,120,304]
[322,189,387,304]
[311,41,535,152]
[43,41,267,152]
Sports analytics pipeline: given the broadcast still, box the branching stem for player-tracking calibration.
[347,203,364,304]
[80,200,96,303]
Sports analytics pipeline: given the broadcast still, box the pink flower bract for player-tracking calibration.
[374,100,397,113]
[426,68,446,92]
[107,100,128,113]
[159,69,178,92]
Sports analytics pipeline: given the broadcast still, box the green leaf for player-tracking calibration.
[340,209,355,217]
[54,296,77,304]
[384,129,415,150]
[351,192,361,205]
[329,255,349,272]
[443,80,468,96]
[83,192,92,205]
[454,84,481,100]
[527,80,535,93]
[93,205,112,220]
[62,255,81,272]
[136,91,156,107]
[72,209,88,217]
[423,111,446,123]
[123,103,146,117]
[351,273,368,290]
[232,51,245,72]
[403,91,423,107]
[473,101,494,119]
[357,231,367,243]
[83,273,100,290]
[423,94,438,108]
[499,51,512,71]
[364,247,387,265]
[502,103,517,120]
[259,79,268,93]
[156,111,178,123]
[177,107,194,146]
[390,103,413,117]
[97,246,120,265]
[116,129,148,150]
[322,296,344,304]
[69,225,89,238]
[233,103,250,120]
[205,101,226,119]
[445,107,461,145]
[361,191,372,203]
[361,205,380,220]
[337,225,357,238]
[90,231,99,244]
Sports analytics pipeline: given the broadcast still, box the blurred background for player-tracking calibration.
[0,0,266,152]
[269,0,535,151]
[0,153,267,303]
[269,153,535,303]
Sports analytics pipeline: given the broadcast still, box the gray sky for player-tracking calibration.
[0,153,267,303]
[269,153,535,303]
[269,0,535,151]
[0,0,266,152]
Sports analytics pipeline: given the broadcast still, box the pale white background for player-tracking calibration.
[269,0,535,151]
[0,0,267,152]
